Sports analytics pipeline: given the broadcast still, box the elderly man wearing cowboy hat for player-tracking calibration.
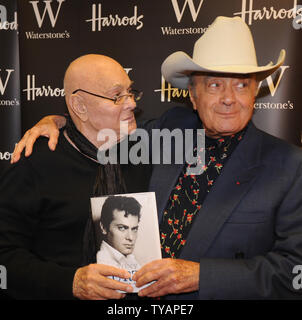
[10,16,302,300]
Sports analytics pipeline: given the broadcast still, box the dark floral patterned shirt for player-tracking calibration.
[160,129,246,258]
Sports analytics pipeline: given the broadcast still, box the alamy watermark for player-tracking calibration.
[292,265,302,290]
[96,125,205,176]
[292,5,302,29]
[0,265,7,289]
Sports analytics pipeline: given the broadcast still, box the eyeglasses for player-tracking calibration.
[72,88,143,105]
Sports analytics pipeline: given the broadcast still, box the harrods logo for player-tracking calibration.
[234,0,302,25]
[26,0,70,40]
[0,151,13,162]
[0,5,18,30]
[86,3,144,32]
[22,74,65,101]
[161,0,207,36]
[22,69,132,102]
[154,76,189,102]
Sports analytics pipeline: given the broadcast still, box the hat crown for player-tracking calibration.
[161,16,285,89]
[193,16,258,67]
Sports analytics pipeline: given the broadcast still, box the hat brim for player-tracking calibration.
[161,49,286,89]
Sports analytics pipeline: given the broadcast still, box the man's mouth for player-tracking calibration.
[216,111,238,117]
[122,114,135,122]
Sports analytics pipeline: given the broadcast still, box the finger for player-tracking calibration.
[24,134,38,157]
[138,281,164,298]
[137,274,174,297]
[101,276,134,294]
[78,282,127,300]
[48,129,60,151]
[11,132,30,163]
[74,266,130,300]
[133,259,164,286]
[88,283,127,300]
[11,144,22,164]
[94,264,134,293]
[96,264,131,279]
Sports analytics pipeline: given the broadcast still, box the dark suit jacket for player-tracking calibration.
[145,106,302,299]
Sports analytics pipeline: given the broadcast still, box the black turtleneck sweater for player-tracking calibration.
[0,132,150,299]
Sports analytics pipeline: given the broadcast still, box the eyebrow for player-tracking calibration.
[106,81,134,95]
[116,223,139,230]
[116,224,129,229]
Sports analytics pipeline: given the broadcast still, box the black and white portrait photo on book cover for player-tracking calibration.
[90,192,161,292]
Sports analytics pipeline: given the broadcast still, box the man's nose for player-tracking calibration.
[125,230,134,241]
[221,85,236,106]
[125,94,137,110]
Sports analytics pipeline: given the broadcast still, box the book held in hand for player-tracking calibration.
[90,192,161,292]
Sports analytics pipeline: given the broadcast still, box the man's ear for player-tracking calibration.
[255,81,260,97]
[69,94,88,122]
[100,223,107,236]
[188,86,197,111]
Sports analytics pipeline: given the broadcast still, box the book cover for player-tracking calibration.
[90,192,161,292]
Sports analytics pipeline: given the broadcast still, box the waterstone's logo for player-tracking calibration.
[254,66,294,110]
[26,0,70,40]
[0,5,18,30]
[97,124,205,176]
[86,3,144,32]
[171,0,204,22]
[161,0,208,36]
[22,74,65,101]
[155,66,293,111]
[0,69,14,96]
[234,0,302,25]
[0,69,20,107]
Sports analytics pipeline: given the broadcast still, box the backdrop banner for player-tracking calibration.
[1,0,302,175]
[0,0,20,173]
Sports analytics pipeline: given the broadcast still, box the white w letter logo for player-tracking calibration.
[29,0,65,28]
[259,66,290,97]
[171,0,204,22]
[0,69,14,95]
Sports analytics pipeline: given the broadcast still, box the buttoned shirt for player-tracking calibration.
[96,241,141,292]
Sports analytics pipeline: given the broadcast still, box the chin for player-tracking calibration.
[128,123,137,134]
[217,121,247,135]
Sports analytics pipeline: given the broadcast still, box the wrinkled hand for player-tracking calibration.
[11,115,66,163]
[133,258,200,298]
[73,264,134,300]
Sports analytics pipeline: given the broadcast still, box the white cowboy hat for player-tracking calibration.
[161,16,286,89]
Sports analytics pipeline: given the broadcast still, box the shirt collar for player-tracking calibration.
[100,240,137,265]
